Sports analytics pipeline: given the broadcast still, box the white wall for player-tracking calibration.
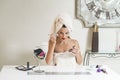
[0,0,120,70]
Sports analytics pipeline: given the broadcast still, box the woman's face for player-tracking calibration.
[57,27,69,40]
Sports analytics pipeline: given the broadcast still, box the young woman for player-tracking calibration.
[45,13,82,66]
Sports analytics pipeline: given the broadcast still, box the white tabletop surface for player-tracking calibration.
[0,65,120,80]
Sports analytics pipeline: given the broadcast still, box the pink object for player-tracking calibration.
[39,52,45,56]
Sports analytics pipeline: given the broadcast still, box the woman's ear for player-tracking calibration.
[68,36,70,38]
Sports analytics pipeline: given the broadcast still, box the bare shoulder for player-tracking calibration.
[71,39,80,48]
[70,39,80,47]
[71,39,79,44]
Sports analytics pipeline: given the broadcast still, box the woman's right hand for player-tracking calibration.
[49,33,57,45]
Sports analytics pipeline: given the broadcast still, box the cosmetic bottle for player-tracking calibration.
[91,22,99,52]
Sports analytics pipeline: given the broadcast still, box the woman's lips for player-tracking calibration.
[62,38,65,40]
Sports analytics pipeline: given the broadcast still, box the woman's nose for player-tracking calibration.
[63,33,66,37]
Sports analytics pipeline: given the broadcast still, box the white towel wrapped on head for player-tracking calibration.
[51,13,73,34]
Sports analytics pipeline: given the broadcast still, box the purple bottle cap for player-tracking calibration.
[97,68,102,72]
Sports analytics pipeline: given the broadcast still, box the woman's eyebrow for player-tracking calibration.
[59,31,69,34]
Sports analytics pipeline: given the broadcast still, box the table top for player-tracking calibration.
[0,65,120,80]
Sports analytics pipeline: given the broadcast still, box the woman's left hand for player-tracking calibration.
[69,46,80,56]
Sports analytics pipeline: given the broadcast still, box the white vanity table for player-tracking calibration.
[0,65,120,80]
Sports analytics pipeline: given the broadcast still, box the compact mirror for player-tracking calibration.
[33,48,45,73]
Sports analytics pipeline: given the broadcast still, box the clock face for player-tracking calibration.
[76,0,120,27]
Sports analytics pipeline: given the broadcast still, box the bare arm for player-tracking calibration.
[71,40,82,65]
[75,51,82,65]
[45,34,56,65]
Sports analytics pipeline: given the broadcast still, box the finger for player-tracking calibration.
[50,35,56,40]
[72,49,79,54]
[71,49,77,53]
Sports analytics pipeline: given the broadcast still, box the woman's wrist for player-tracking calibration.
[75,51,80,56]
[75,53,79,57]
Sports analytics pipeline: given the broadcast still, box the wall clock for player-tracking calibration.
[76,0,120,27]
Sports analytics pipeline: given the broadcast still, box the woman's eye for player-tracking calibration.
[66,32,69,35]
[59,32,63,34]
